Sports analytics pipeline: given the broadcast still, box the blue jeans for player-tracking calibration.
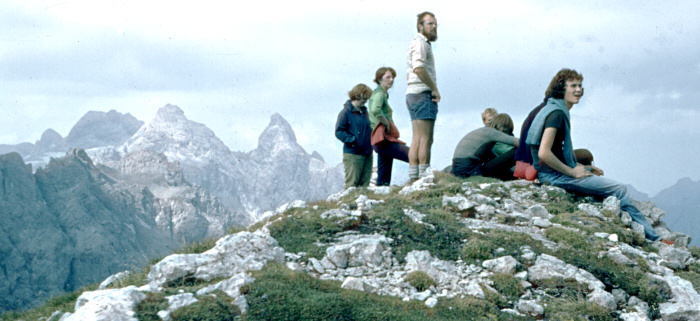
[538,171,660,241]
[372,142,409,186]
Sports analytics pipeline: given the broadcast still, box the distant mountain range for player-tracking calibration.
[625,179,700,246]
[650,178,700,246]
[0,105,343,311]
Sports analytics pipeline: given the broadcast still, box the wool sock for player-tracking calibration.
[419,164,430,177]
[409,165,419,180]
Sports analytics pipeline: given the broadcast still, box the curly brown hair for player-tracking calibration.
[544,69,584,98]
[348,84,373,101]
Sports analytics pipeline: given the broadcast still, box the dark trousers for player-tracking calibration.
[481,149,517,181]
[453,149,516,180]
[372,142,409,186]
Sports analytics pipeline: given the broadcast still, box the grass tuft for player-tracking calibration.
[545,227,600,250]
[543,298,614,321]
[490,273,526,302]
[460,238,494,264]
[176,237,218,254]
[170,294,239,321]
[405,271,436,292]
[134,292,168,321]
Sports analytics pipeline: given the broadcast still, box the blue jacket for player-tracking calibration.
[335,100,372,155]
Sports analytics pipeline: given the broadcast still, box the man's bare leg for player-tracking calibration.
[409,119,435,178]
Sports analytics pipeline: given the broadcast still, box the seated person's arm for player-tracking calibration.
[538,127,590,178]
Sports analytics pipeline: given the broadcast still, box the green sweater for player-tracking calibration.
[368,86,393,129]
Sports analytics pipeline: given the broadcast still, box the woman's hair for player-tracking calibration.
[545,68,584,98]
[374,67,397,85]
[487,113,514,134]
[348,84,373,101]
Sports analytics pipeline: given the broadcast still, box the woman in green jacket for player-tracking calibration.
[368,67,409,186]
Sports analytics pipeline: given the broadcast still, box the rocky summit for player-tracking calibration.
[30,170,700,321]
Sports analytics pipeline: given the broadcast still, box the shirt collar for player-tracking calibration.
[415,32,429,43]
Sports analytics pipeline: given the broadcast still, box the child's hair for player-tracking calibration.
[488,113,514,134]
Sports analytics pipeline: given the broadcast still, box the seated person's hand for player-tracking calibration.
[587,165,604,176]
[572,164,592,179]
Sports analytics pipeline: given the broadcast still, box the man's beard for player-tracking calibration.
[423,30,437,42]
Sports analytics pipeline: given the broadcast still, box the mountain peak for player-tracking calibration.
[152,104,188,124]
[124,105,232,162]
[36,129,64,151]
[255,113,304,155]
[65,110,143,149]
[156,104,185,117]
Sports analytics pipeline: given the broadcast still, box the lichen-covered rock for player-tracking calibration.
[657,274,700,320]
[324,234,392,269]
[148,231,284,291]
[516,299,544,317]
[482,256,519,274]
[525,204,552,219]
[603,196,621,217]
[528,254,604,291]
[65,286,145,321]
[588,288,617,311]
[658,245,692,270]
[341,277,375,293]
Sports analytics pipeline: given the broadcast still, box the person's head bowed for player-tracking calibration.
[487,113,514,134]
[348,84,373,102]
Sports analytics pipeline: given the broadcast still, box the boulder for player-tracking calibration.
[148,231,284,291]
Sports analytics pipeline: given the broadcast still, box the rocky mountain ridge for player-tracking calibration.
[651,178,700,247]
[31,171,700,321]
[0,150,174,311]
[0,105,343,312]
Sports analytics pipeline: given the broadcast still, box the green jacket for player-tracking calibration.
[368,86,393,129]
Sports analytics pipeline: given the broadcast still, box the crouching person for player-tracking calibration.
[335,84,374,188]
[451,113,519,180]
[526,68,669,244]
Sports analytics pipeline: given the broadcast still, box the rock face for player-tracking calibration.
[245,113,343,212]
[65,110,144,150]
[120,106,342,215]
[108,149,250,241]
[121,105,250,216]
[0,150,173,311]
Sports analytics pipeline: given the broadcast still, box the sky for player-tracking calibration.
[1,0,699,196]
